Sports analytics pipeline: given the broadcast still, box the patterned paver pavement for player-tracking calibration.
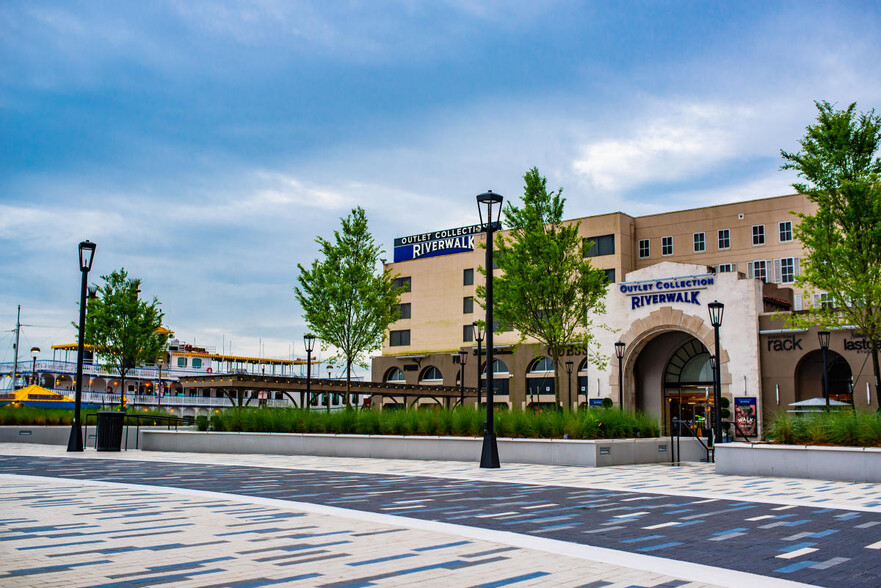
[2,443,881,587]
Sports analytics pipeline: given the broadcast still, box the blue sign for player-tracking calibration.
[393,223,500,262]
[618,275,714,310]
[589,398,604,406]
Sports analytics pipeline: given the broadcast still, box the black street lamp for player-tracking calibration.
[472,322,485,406]
[458,349,467,407]
[707,301,724,444]
[818,330,831,409]
[477,190,503,469]
[565,361,573,410]
[157,358,164,411]
[30,347,40,386]
[68,240,96,452]
[304,334,316,410]
[326,364,333,412]
[614,341,625,410]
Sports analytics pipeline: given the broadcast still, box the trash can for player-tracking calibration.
[96,411,125,451]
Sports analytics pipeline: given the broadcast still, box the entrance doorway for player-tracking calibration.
[795,350,853,404]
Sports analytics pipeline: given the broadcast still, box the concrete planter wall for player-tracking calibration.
[716,442,881,483]
[141,431,708,467]
[0,425,173,450]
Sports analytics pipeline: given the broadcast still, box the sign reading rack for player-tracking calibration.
[393,222,501,262]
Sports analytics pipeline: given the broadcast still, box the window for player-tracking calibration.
[528,357,554,372]
[192,358,202,369]
[389,330,410,347]
[716,263,736,273]
[693,232,705,252]
[463,268,474,286]
[398,303,411,319]
[385,367,405,382]
[747,260,768,282]
[814,292,833,308]
[463,325,473,342]
[603,268,616,283]
[420,366,442,381]
[584,234,615,257]
[779,221,793,242]
[393,277,411,292]
[752,225,765,246]
[492,319,510,333]
[793,294,803,311]
[177,357,187,367]
[776,257,799,283]
[662,236,673,256]
[638,239,650,258]
[463,296,473,314]
[718,229,730,249]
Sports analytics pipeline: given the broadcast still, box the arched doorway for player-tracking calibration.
[795,350,853,403]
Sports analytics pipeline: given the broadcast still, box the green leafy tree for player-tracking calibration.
[781,101,881,407]
[84,268,169,407]
[295,207,404,406]
[477,167,610,410]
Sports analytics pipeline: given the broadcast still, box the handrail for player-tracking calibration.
[671,418,713,463]
[83,412,190,451]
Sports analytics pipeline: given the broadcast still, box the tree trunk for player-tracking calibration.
[871,341,881,412]
[551,350,563,410]
[345,361,352,409]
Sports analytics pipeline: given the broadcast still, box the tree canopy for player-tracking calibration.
[295,207,403,405]
[477,167,610,409]
[84,268,169,405]
[781,100,881,406]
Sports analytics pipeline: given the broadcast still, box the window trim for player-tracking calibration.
[661,236,673,256]
[463,268,474,286]
[718,228,730,250]
[779,221,793,243]
[752,224,765,246]
[389,329,411,347]
[638,239,650,259]
[693,232,705,253]
[463,296,474,314]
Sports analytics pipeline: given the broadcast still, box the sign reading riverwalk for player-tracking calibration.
[619,275,714,310]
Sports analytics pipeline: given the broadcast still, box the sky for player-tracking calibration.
[2,0,881,372]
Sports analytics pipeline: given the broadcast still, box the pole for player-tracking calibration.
[480,211,500,468]
[822,345,829,409]
[157,363,162,411]
[476,337,483,407]
[305,349,311,410]
[12,305,20,390]
[713,324,722,444]
[459,359,465,407]
[67,269,89,452]
[618,355,623,410]
[31,355,37,386]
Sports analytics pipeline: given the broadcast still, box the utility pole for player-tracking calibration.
[12,305,21,390]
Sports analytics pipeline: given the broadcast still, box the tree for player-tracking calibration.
[295,207,404,407]
[477,167,610,410]
[84,268,169,407]
[781,101,881,408]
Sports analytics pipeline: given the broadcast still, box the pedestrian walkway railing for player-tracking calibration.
[671,418,713,463]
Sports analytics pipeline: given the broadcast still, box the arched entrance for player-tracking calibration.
[795,350,853,403]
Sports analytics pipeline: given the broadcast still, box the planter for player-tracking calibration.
[715,442,881,483]
[141,431,708,467]
[0,425,175,450]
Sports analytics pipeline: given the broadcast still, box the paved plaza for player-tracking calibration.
[1,444,881,587]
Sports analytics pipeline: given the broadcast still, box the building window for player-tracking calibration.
[716,263,736,273]
[752,225,765,246]
[385,367,405,382]
[398,303,411,319]
[777,257,799,283]
[192,358,202,369]
[638,239,650,258]
[177,357,187,367]
[463,325,473,342]
[420,366,442,382]
[748,260,768,282]
[463,268,474,286]
[718,229,730,249]
[389,330,410,347]
[662,236,673,256]
[779,221,793,242]
[693,232,705,253]
[463,296,474,314]
[492,319,511,333]
[584,234,615,257]
[393,277,411,292]
[603,268,616,283]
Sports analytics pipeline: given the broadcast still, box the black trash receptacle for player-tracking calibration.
[96,411,125,451]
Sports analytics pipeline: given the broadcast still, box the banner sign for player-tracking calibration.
[393,222,501,262]
[618,274,715,310]
[589,398,604,406]
[734,397,757,437]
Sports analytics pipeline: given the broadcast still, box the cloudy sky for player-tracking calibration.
[2,1,880,370]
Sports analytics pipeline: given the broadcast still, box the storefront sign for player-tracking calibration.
[766,334,803,352]
[393,222,501,262]
[844,333,880,354]
[618,275,714,310]
[589,398,604,406]
[734,397,757,437]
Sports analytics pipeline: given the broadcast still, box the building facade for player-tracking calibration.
[371,193,878,436]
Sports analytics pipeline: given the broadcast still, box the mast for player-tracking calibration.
[12,305,20,390]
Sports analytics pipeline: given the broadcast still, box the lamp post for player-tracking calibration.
[30,347,40,386]
[565,361,573,411]
[472,322,485,406]
[458,349,467,407]
[326,364,333,413]
[614,341,625,410]
[707,301,724,444]
[477,190,503,468]
[304,334,315,410]
[818,330,830,409]
[68,240,96,452]
[157,358,164,411]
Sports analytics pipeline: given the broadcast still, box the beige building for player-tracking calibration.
[372,193,876,436]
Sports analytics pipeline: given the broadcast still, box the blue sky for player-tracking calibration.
[2,1,880,368]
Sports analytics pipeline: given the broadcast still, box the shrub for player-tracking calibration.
[766,410,881,447]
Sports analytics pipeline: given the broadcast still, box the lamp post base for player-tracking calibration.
[479,432,500,468]
[66,423,83,452]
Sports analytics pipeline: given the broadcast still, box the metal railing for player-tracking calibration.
[670,418,713,463]
[83,412,191,451]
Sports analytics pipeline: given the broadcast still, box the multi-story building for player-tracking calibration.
[371,193,876,436]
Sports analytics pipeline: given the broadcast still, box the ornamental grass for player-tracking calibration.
[766,410,881,447]
[208,406,660,439]
[0,405,179,427]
